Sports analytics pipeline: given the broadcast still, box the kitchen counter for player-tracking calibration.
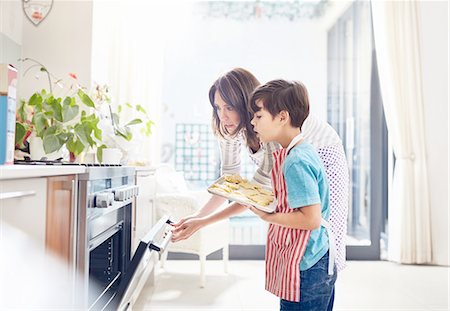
[0,165,86,180]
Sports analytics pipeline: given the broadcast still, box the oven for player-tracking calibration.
[76,167,172,310]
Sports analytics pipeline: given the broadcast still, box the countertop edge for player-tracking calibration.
[0,165,87,180]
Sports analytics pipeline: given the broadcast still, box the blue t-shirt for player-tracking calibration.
[282,142,330,271]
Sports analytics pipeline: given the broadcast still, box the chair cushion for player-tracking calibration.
[155,166,189,193]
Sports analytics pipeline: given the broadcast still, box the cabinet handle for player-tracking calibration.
[0,190,36,200]
[70,179,77,275]
[137,173,153,178]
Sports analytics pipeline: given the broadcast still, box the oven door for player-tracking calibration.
[107,215,173,311]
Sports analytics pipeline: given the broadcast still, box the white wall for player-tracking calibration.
[419,1,449,266]
[161,13,327,162]
[0,0,22,45]
[0,0,22,68]
[20,0,93,100]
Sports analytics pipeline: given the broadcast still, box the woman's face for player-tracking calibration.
[214,90,241,135]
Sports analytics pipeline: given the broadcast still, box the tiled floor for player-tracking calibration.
[134,260,449,311]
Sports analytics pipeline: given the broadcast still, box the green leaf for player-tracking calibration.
[78,121,97,147]
[145,120,154,136]
[42,95,55,113]
[125,118,142,126]
[96,144,107,163]
[115,127,132,141]
[29,93,42,106]
[15,123,27,147]
[44,125,58,135]
[136,104,147,114]
[74,123,90,146]
[125,102,132,109]
[33,112,48,137]
[66,137,85,157]
[50,98,63,122]
[93,126,102,141]
[77,90,95,107]
[63,96,71,106]
[43,134,62,154]
[18,100,27,121]
[112,112,120,126]
[58,132,69,145]
[118,105,122,114]
[62,100,79,122]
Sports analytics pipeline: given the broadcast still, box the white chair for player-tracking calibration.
[153,165,229,288]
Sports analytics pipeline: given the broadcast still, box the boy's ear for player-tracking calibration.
[278,110,290,125]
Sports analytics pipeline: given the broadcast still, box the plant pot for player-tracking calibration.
[69,151,87,163]
[101,148,123,164]
[29,134,65,161]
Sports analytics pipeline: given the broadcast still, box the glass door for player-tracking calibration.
[327,2,388,259]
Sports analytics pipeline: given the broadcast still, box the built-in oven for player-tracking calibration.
[111,215,172,310]
[76,167,172,310]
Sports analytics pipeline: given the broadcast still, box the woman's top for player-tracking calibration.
[218,114,342,186]
[219,114,349,272]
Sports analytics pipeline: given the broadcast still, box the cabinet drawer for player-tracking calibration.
[0,178,47,248]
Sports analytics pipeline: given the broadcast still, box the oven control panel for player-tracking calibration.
[95,192,115,208]
[90,185,139,208]
[114,185,139,201]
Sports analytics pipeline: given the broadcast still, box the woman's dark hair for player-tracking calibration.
[209,68,260,148]
[249,79,310,128]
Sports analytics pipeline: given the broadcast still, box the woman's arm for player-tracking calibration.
[172,201,248,242]
[249,204,322,230]
[193,194,228,218]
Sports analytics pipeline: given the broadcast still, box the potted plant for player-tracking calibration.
[91,84,154,164]
[15,58,103,162]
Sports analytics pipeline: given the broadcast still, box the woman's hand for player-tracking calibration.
[173,214,196,228]
[171,217,205,242]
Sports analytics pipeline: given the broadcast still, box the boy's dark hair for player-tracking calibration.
[209,68,260,148]
[249,79,310,128]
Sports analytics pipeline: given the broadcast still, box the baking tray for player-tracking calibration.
[207,176,277,213]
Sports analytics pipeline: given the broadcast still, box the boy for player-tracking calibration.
[249,79,337,310]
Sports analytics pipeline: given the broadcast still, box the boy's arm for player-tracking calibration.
[249,204,322,230]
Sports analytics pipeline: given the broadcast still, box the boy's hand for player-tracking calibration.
[249,206,271,221]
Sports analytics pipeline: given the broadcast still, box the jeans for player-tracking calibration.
[280,251,337,311]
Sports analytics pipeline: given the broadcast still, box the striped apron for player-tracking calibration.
[265,134,335,302]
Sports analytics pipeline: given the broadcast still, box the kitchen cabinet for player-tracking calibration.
[133,167,157,251]
[46,175,77,265]
[0,177,47,251]
[0,173,77,267]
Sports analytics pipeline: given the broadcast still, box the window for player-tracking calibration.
[327,1,388,259]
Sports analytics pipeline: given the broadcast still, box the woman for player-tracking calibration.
[172,68,348,273]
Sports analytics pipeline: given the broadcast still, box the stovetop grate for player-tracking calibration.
[14,159,122,167]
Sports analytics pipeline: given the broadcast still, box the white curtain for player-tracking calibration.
[371,1,432,263]
[91,1,168,165]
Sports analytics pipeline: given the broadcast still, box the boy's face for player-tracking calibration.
[250,100,279,143]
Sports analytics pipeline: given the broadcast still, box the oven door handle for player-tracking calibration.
[149,230,172,253]
[89,223,123,251]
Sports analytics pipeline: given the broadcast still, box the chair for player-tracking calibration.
[153,165,229,288]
